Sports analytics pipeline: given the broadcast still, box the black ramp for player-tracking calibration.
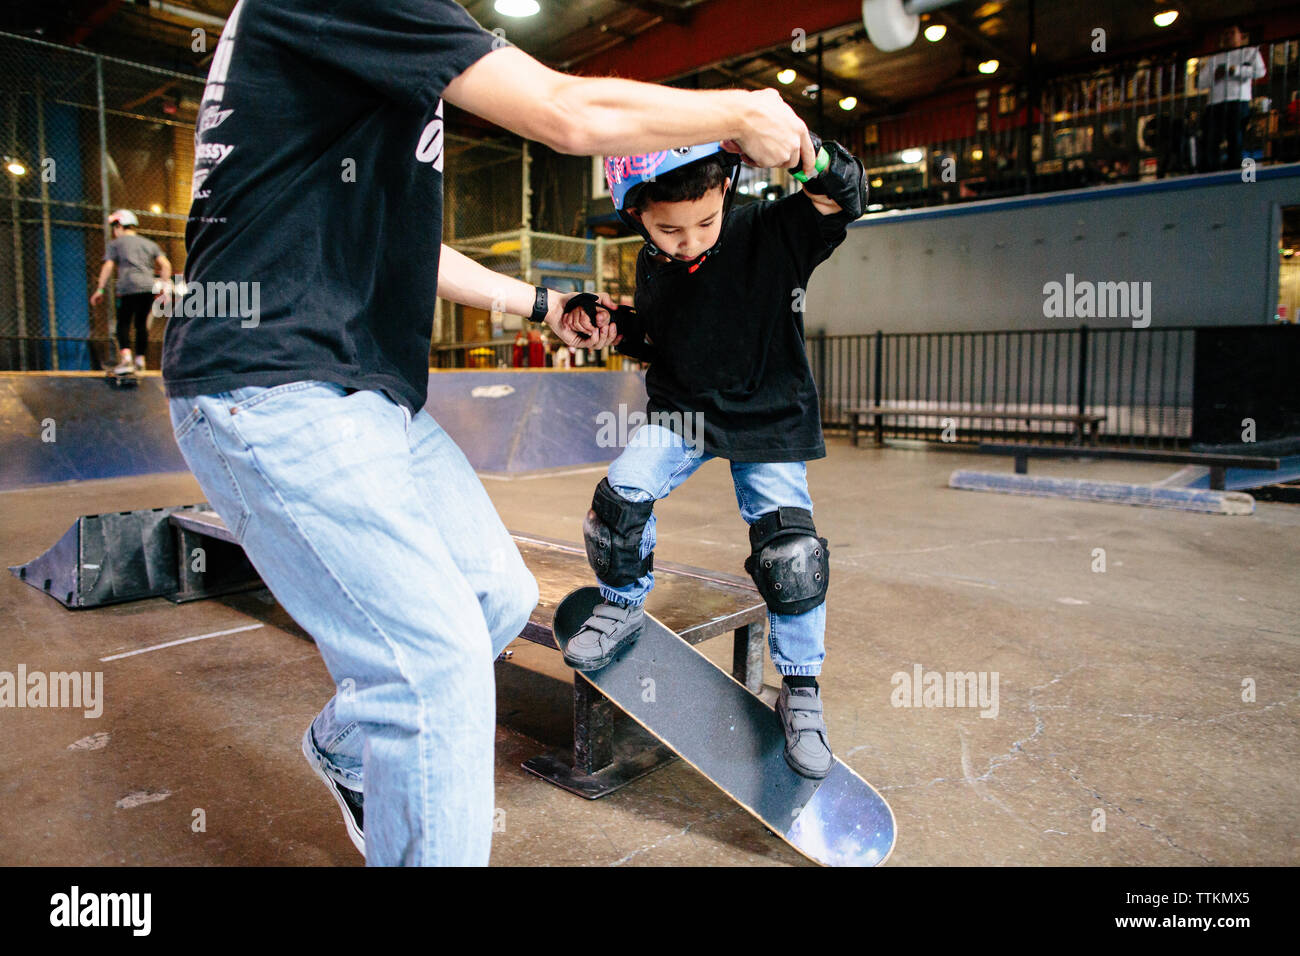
[553,587,895,866]
[11,504,211,608]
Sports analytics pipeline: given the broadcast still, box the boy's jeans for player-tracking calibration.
[598,424,825,677]
[168,381,537,866]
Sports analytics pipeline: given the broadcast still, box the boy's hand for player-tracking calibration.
[550,291,621,349]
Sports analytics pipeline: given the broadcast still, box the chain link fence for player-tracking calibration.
[0,31,646,373]
[1,31,201,371]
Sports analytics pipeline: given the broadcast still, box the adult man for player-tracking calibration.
[90,209,171,373]
[1198,25,1267,171]
[162,0,814,866]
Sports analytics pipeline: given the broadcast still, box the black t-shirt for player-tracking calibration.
[163,0,497,411]
[633,193,851,462]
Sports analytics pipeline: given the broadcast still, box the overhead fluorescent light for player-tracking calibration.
[495,0,540,17]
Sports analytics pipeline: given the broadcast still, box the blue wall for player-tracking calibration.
[24,99,93,370]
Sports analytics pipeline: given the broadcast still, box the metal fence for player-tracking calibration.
[808,325,1199,449]
[0,31,638,372]
[0,31,201,371]
[856,37,1300,211]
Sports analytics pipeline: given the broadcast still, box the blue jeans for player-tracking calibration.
[168,381,538,865]
[599,424,825,676]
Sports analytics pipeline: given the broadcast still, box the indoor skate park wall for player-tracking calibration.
[805,163,1300,334]
[0,370,648,491]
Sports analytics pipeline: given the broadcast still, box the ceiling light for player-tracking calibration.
[1153,10,1178,28]
[924,24,947,42]
[900,148,924,164]
[839,96,857,111]
[979,59,999,74]
[777,68,796,85]
[5,160,25,176]
[971,148,984,160]
[149,203,162,214]
[494,0,539,17]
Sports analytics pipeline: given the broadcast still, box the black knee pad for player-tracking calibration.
[744,507,828,615]
[584,477,654,587]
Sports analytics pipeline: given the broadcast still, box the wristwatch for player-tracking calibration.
[528,286,548,324]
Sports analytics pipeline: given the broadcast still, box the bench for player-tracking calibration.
[169,511,767,799]
[977,443,1281,491]
[846,405,1107,448]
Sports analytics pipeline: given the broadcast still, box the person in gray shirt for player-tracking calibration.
[90,209,171,372]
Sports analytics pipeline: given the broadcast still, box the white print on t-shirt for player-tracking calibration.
[415,100,445,173]
[192,0,244,200]
[198,106,233,133]
[196,142,235,163]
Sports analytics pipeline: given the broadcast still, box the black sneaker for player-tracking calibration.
[562,601,644,671]
[301,726,364,855]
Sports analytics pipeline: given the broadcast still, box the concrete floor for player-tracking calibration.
[2,439,1297,866]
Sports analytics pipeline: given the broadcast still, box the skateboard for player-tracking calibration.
[104,367,138,389]
[553,586,896,867]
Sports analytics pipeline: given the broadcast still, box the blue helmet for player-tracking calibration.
[603,143,741,260]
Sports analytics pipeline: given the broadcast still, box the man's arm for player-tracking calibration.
[443,47,815,173]
[436,244,619,349]
[155,253,172,284]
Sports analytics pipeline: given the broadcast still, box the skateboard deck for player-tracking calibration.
[104,369,138,389]
[553,586,896,866]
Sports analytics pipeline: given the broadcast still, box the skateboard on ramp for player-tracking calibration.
[552,586,896,867]
[103,365,138,389]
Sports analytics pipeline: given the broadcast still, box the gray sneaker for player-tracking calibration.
[562,600,644,671]
[776,683,833,779]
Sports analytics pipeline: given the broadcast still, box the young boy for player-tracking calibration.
[90,209,171,373]
[562,141,867,779]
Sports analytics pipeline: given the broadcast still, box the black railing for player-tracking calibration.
[808,325,1199,449]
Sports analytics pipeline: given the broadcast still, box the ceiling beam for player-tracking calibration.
[932,9,1023,71]
[568,0,864,81]
[66,0,126,46]
[757,43,891,110]
[609,0,693,27]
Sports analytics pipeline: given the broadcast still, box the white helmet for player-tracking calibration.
[108,209,138,227]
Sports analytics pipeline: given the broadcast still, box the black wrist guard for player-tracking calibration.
[799,140,868,219]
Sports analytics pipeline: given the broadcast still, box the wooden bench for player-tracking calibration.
[977,443,1281,491]
[846,405,1107,448]
[169,511,767,799]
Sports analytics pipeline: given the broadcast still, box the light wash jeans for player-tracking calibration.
[599,424,825,676]
[168,381,537,866]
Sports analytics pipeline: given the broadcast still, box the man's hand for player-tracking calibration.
[550,291,621,349]
[90,289,104,307]
[723,90,816,171]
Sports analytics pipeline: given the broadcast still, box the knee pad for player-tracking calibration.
[744,507,828,615]
[583,477,654,587]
